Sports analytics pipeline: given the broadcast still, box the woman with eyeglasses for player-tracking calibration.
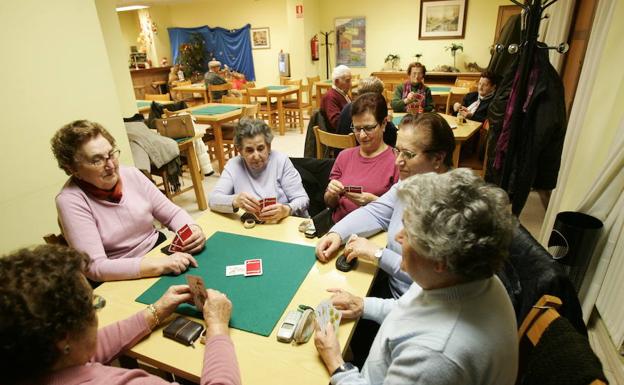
[324,92,400,224]
[0,244,241,385]
[51,120,205,282]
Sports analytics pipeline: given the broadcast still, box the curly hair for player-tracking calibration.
[397,168,514,281]
[0,245,93,384]
[51,120,116,175]
[398,113,455,167]
[233,117,274,148]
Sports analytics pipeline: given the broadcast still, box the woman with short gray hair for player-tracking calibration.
[314,168,518,385]
[209,118,309,221]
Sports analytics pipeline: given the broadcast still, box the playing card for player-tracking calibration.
[168,242,182,253]
[225,264,245,276]
[186,275,207,311]
[345,185,363,194]
[244,258,263,276]
[172,234,183,247]
[315,299,341,334]
[177,224,193,242]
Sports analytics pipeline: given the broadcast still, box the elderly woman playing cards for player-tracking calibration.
[314,168,518,385]
[0,244,241,385]
[52,120,205,282]
[209,117,309,221]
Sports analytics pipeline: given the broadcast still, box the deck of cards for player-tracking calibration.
[186,275,207,311]
[169,224,193,253]
[344,185,363,194]
[315,299,341,334]
[259,197,277,209]
[225,258,263,277]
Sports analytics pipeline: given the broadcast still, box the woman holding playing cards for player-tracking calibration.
[314,169,518,385]
[52,120,205,282]
[324,92,399,224]
[0,244,241,385]
[209,117,309,221]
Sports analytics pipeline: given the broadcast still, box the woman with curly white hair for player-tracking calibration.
[314,168,518,385]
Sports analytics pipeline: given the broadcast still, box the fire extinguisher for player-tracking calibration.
[311,35,319,61]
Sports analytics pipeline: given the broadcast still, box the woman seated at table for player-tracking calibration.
[390,62,434,113]
[52,120,205,282]
[0,244,241,385]
[452,70,499,122]
[209,118,309,221]
[325,92,399,224]
[314,168,518,385]
[336,76,398,148]
[317,112,454,299]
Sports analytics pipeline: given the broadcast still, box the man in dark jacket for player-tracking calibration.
[453,71,499,122]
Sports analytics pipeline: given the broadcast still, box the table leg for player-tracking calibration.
[452,142,462,168]
[316,88,322,108]
[185,142,207,211]
[277,95,285,135]
[203,90,209,104]
[213,123,226,173]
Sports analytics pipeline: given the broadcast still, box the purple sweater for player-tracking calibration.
[56,166,196,282]
[329,146,399,223]
[43,312,241,385]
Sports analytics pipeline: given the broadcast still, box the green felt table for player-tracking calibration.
[430,86,452,92]
[137,101,151,108]
[136,231,316,336]
[267,85,289,90]
[192,105,241,115]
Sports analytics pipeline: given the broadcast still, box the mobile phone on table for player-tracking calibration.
[277,310,302,343]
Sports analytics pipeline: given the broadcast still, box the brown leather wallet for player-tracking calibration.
[163,316,204,346]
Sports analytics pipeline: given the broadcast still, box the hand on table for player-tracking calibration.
[315,232,342,262]
[314,319,345,374]
[233,192,261,214]
[179,224,206,254]
[345,192,378,207]
[258,203,291,222]
[343,237,379,263]
[326,288,364,319]
[141,252,198,277]
[203,289,232,338]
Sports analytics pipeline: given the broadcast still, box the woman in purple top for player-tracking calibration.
[209,118,309,221]
[52,120,205,282]
[0,244,242,385]
[325,92,399,223]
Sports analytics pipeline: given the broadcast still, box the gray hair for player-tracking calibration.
[234,117,274,148]
[397,168,514,281]
[332,65,351,81]
[357,76,384,95]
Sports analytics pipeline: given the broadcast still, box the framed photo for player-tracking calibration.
[419,0,468,40]
[335,17,366,67]
[251,27,270,49]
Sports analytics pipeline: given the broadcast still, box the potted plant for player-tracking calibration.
[445,43,463,72]
[384,54,401,71]
[177,33,207,82]
[414,53,423,62]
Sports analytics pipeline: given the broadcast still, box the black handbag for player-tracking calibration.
[162,316,204,346]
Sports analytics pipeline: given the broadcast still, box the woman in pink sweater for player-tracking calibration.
[52,120,206,282]
[0,244,241,385]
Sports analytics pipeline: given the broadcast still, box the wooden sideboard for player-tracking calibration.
[130,66,172,99]
[371,71,481,90]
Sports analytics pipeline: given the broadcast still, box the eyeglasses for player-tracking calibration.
[84,149,121,168]
[392,147,429,160]
[92,294,106,311]
[351,123,378,135]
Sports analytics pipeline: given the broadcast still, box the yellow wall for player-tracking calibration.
[117,9,141,62]
[148,6,173,65]
[0,0,132,254]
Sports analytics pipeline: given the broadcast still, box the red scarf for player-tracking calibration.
[401,82,426,109]
[73,177,123,203]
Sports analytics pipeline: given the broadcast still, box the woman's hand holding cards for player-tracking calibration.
[179,224,205,254]
[203,289,232,338]
[144,284,192,329]
[258,203,291,222]
[345,191,378,207]
[233,192,262,214]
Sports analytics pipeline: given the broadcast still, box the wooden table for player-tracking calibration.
[171,83,209,103]
[136,100,175,114]
[393,112,481,167]
[264,85,299,136]
[177,136,207,211]
[95,211,384,384]
[314,80,359,108]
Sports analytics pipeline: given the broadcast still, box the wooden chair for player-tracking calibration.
[212,104,260,160]
[313,126,357,159]
[170,80,192,102]
[454,78,478,92]
[247,87,277,127]
[445,86,470,115]
[517,295,607,385]
[221,95,244,104]
[283,79,306,133]
[306,75,320,108]
[207,83,232,103]
[145,93,172,102]
[279,76,291,85]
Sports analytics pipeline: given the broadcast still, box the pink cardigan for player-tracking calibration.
[56,166,195,281]
[43,312,241,385]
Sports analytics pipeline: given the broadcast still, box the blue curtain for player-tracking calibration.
[168,24,256,81]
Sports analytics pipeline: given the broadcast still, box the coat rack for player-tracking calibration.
[319,30,334,79]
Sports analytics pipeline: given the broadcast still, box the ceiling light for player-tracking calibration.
[116,5,149,12]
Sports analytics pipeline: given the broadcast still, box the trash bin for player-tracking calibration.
[547,211,603,292]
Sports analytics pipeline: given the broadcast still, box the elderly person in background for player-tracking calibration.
[209,118,309,221]
[314,168,518,385]
[325,93,399,224]
[321,64,352,131]
[391,62,434,113]
[52,120,204,282]
[336,76,398,148]
[0,244,241,385]
[204,60,229,101]
[453,70,499,122]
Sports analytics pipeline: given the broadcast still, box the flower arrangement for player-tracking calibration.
[384,54,401,70]
[445,43,464,71]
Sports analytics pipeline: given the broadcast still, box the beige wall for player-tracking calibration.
[117,9,141,62]
[0,0,132,254]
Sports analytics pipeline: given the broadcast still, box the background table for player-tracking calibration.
[95,210,386,384]
[136,99,175,114]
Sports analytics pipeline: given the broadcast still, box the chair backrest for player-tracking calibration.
[284,79,303,106]
[173,80,192,87]
[145,93,172,102]
[445,86,470,114]
[517,295,607,385]
[279,76,291,85]
[242,81,256,89]
[242,104,258,118]
[306,76,321,104]
[313,126,357,159]
[221,95,244,104]
[207,83,233,102]
[454,78,478,91]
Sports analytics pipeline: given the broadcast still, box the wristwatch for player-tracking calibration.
[332,362,356,376]
[372,248,384,266]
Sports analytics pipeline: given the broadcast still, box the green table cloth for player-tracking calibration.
[192,105,241,115]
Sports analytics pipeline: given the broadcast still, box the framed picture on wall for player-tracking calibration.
[419,0,468,40]
[251,27,270,49]
[335,17,366,67]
